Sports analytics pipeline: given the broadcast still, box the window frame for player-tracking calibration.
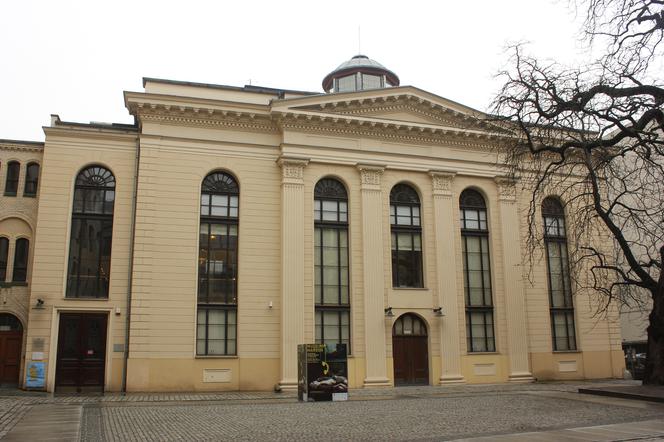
[23,162,40,197]
[0,237,8,282]
[11,238,29,283]
[4,161,20,196]
[542,197,577,352]
[460,189,496,353]
[390,183,424,288]
[197,171,239,356]
[314,178,351,353]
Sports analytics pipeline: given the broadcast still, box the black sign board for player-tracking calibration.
[297,343,348,402]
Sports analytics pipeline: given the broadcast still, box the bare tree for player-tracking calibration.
[492,0,664,384]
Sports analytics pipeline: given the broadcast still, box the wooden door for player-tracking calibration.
[0,331,22,385]
[55,313,107,392]
[392,313,429,385]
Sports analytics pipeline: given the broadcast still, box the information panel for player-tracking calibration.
[297,343,348,402]
[25,361,45,389]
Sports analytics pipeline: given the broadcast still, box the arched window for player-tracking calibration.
[390,183,423,288]
[4,161,20,196]
[0,314,22,332]
[392,313,427,336]
[314,178,350,351]
[66,166,115,298]
[460,189,495,352]
[12,238,29,282]
[542,197,576,351]
[197,171,239,356]
[0,237,8,281]
[24,163,40,197]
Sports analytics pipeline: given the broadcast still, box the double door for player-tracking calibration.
[393,335,429,385]
[55,313,107,392]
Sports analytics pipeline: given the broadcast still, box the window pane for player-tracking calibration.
[362,74,381,89]
[337,74,356,92]
[397,232,412,250]
[322,229,338,247]
[322,247,339,265]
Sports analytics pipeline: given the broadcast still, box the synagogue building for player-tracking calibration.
[0,55,624,392]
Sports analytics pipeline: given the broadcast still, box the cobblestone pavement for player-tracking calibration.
[1,380,663,441]
[78,392,664,441]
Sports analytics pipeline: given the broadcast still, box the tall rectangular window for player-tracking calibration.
[0,238,8,281]
[12,238,29,282]
[24,163,40,197]
[460,189,495,352]
[542,197,576,351]
[314,178,351,352]
[5,161,20,196]
[390,184,424,288]
[197,172,239,356]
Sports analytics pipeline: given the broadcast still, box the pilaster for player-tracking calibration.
[357,164,391,387]
[278,157,309,390]
[429,171,465,384]
[495,177,534,383]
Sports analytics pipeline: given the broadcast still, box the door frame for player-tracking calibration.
[391,312,431,386]
[47,307,114,393]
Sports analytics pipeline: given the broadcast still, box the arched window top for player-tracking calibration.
[76,166,115,188]
[460,189,486,209]
[315,178,347,200]
[393,313,427,336]
[542,197,564,216]
[390,183,420,205]
[0,313,22,332]
[202,172,238,195]
[542,197,566,238]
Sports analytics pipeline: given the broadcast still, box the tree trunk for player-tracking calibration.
[643,265,664,385]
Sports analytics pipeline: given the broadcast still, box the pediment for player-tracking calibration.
[274,86,508,134]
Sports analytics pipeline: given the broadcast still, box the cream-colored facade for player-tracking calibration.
[1,57,625,392]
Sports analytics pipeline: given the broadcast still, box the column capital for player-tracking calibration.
[278,157,309,185]
[429,170,456,197]
[494,176,518,202]
[356,164,385,190]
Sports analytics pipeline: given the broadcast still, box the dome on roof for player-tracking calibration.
[322,55,400,93]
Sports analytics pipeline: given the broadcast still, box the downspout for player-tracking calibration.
[122,130,140,394]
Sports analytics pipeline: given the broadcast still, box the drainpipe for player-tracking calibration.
[122,132,140,394]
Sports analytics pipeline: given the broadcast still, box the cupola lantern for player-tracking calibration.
[322,54,400,93]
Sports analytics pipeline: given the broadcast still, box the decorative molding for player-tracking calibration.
[138,112,278,134]
[356,164,385,190]
[429,171,456,196]
[495,176,518,202]
[278,157,309,184]
[0,142,44,153]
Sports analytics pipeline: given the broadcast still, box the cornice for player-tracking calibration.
[126,96,279,134]
[275,111,511,152]
[0,142,44,153]
[43,126,138,143]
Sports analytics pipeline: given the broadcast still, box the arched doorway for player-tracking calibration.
[0,313,23,386]
[392,313,429,385]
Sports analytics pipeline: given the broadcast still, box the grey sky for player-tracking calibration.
[0,0,585,141]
